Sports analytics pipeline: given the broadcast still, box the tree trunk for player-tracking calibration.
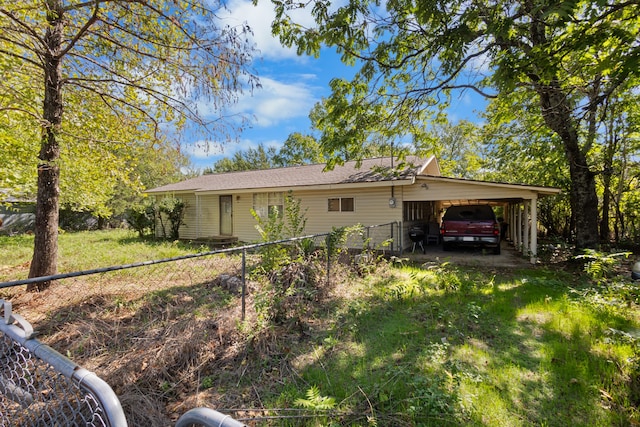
[599,113,620,245]
[600,175,611,245]
[600,147,613,244]
[27,3,64,291]
[536,83,600,250]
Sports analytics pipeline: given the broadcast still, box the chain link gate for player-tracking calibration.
[0,299,128,426]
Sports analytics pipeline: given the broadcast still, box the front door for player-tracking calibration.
[219,195,233,236]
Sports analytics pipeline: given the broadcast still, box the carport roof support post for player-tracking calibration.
[530,196,538,264]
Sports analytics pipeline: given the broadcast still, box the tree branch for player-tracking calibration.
[0,45,43,69]
[58,0,101,58]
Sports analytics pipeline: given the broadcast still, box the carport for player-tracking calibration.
[402,174,562,264]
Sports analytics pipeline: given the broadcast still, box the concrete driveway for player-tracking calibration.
[404,241,533,268]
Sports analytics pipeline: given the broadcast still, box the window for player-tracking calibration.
[341,197,354,212]
[328,197,354,212]
[253,192,284,218]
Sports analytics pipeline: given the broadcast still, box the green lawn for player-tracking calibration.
[0,229,209,281]
[261,262,639,426]
[0,230,638,426]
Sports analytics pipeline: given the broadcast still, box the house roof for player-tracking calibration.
[146,155,561,200]
[147,156,432,194]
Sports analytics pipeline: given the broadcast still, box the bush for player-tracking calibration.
[156,197,186,240]
[127,202,155,238]
[252,192,321,327]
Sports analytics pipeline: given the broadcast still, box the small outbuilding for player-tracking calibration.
[0,194,35,235]
[146,156,561,263]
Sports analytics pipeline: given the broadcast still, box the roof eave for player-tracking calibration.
[417,175,562,195]
[192,178,415,195]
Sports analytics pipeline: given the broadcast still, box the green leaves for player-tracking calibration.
[265,0,640,248]
[1,0,258,279]
[157,196,187,240]
[295,385,337,410]
[1,0,258,185]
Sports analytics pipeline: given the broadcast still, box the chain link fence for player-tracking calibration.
[0,222,401,426]
[0,299,128,426]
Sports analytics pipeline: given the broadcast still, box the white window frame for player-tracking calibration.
[253,192,284,218]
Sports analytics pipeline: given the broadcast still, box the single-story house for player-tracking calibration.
[146,156,561,263]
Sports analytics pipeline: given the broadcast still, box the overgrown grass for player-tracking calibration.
[0,230,638,426]
[263,263,640,426]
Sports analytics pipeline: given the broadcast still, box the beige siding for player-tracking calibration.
[152,194,199,239]
[163,179,542,248]
[295,187,403,235]
[233,194,259,242]
[186,187,405,243]
[198,195,219,237]
[404,181,538,201]
[174,193,257,241]
[176,194,197,239]
[224,188,404,243]
[179,194,240,239]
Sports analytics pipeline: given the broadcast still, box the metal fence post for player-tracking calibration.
[326,237,331,286]
[241,249,246,321]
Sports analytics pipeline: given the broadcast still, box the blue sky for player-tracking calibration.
[183,0,487,169]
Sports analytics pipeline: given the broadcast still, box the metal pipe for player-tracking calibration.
[175,407,246,427]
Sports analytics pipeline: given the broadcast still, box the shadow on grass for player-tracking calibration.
[117,234,214,250]
[279,266,636,426]
[19,261,638,427]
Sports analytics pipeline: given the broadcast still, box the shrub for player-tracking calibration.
[156,197,186,240]
[252,192,325,326]
[127,201,155,238]
[575,249,632,284]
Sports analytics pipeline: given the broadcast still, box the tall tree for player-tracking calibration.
[106,135,190,222]
[207,134,324,173]
[1,88,188,224]
[208,143,277,173]
[480,69,640,244]
[273,132,324,166]
[308,84,430,169]
[595,91,640,243]
[267,0,640,250]
[481,91,574,238]
[417,119,485,179]
[0,1,256,289]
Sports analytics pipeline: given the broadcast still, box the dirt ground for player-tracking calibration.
[404,241,535,268]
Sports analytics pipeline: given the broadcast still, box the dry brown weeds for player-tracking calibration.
[2,253,366,426]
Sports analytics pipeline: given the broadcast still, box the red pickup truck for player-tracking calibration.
[440,205,501,254]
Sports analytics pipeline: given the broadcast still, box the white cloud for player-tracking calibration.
[189,0,329,129]
[182,0,346,167]
[232,75,320,127]
[222,0,316,61]
[188,73,320,131]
